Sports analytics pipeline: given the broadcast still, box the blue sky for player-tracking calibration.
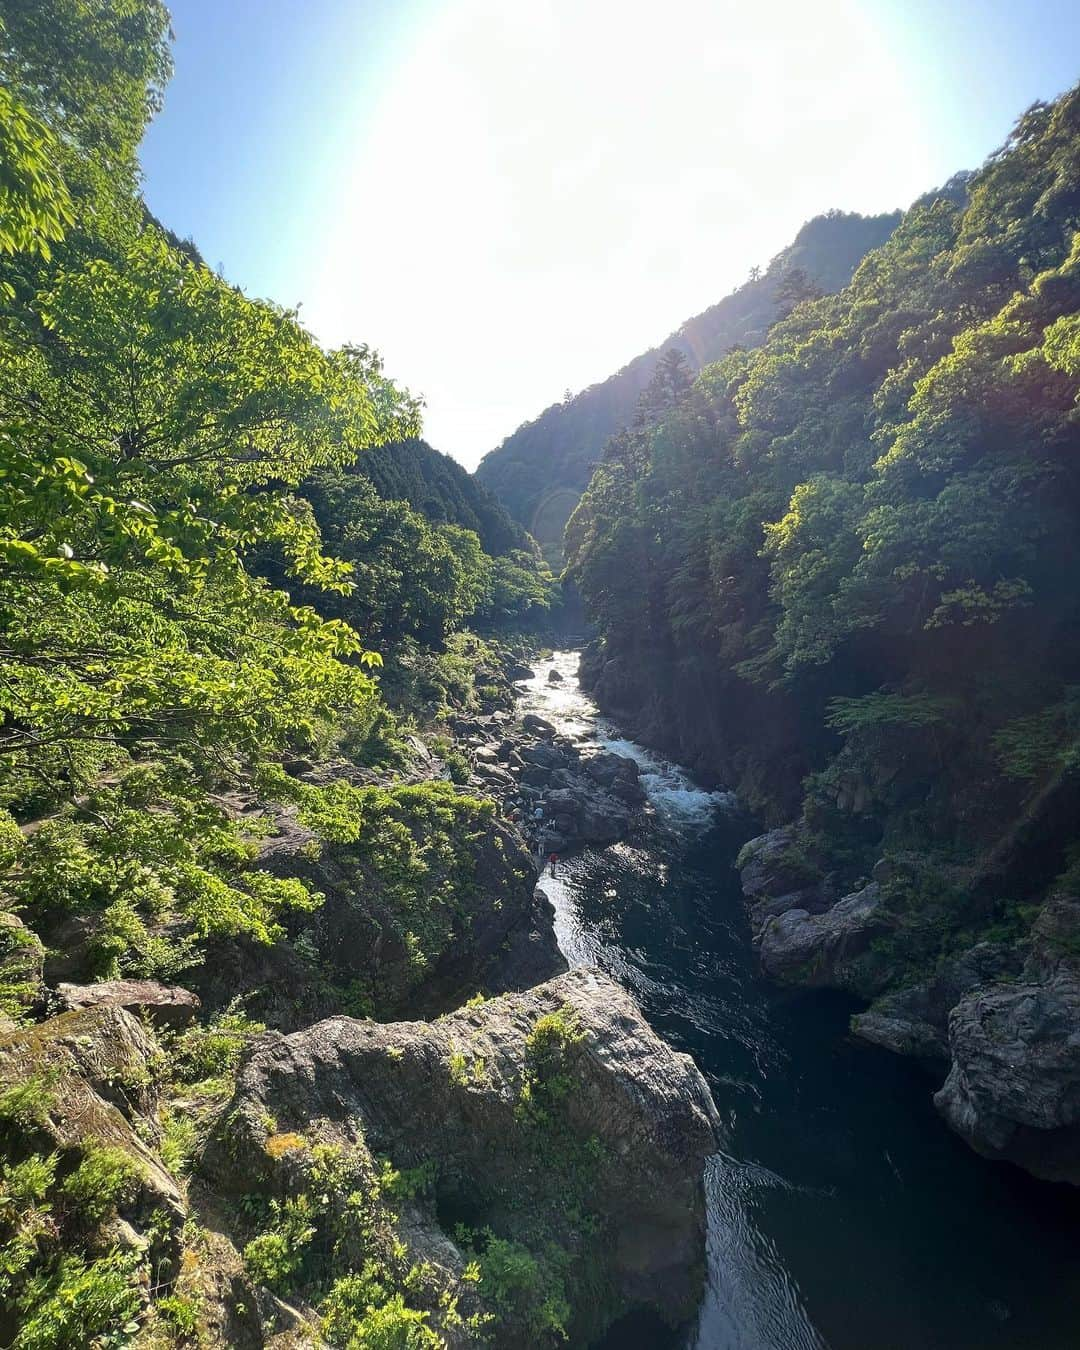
[140,0,1080,469]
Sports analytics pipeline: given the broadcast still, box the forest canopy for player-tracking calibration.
[569,84,1080,978]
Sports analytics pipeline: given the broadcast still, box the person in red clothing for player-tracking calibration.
[548,852,559,877]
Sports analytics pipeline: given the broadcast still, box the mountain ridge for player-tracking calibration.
[475,207,903,564]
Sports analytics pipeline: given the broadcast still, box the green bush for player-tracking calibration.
[466,1230,571,1342]
[13,1250,143,1349]
[59,1147,140,1225]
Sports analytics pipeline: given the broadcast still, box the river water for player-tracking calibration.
[523,650,1080,1350]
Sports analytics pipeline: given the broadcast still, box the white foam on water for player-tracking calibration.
[517,649,734,831]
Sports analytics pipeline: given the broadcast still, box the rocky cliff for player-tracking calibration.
[739,829,1080,1184]
[0,966,720,1347]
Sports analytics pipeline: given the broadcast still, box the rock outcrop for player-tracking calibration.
[741,825,1080,1185]
[0,1004,185,1240]
[757,883,890,991]
[52,978,201,1028]
[206,967,722,1345]
[194,796,565,1030]
[932,896,1080,1182]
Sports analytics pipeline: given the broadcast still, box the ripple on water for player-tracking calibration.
[518,652,733,830]
[521,651,1080,1350]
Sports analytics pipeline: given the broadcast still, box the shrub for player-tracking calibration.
[13,1250,143,1349]
[324,1290,441,1349]
[60,1147,140,1225]
[243,1196,316,1292]
[469,1230,571,1342]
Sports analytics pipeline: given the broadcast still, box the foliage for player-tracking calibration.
[569,82,1080,968]
[321,1277,442,1349]
[12,1249,143,1350]
[459,1228,571,1342]
[58,1146,139,1225]
[479,210,900,563]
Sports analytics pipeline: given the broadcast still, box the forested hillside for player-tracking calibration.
[569,84,1080,1163]
[359,437,530,556]
[476,209,901,563]
[0,7,694,1347]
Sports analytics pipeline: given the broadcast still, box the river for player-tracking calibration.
[522,650,1080,1350]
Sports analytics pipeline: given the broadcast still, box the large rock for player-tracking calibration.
[207,967,721,1344]
[757,883,890,990]
[932,895,1080,1182]
[521,743,567,770]
[738,826,833,929]
[852,942,1020,1062]
[934,971,1080,1182]
[0,1006,183,1224]
[54,978,201,1028]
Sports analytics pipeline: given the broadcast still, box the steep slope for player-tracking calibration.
[475,209,901,564]
[360,436,532,558]
[569,85,1080,1177]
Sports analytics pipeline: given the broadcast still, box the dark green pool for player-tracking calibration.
[525,652,1080,1350]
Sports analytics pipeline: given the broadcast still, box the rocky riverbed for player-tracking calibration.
[448,673,649,857]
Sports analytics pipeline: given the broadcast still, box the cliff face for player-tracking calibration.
[475,210,900,565]
[207,967,722,1346]
[738,833,1080,1184]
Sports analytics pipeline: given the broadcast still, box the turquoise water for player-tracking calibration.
[523,653,1080,1350]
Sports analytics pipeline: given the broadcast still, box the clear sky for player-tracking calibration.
[140,0,1080,469]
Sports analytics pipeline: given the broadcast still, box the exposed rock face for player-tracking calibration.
[737,827,836,929]
[757,884,889,991]
[207,967,721,1344]
[932,896,1080,1181]
[0,1006,184,1226]
[53,978,201,1028]
[743,824,1080,1185]
[852,942,1020,1063]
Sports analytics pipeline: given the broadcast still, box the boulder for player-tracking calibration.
[547,668,564,684]
[519,764,553,789]
[738,827,823,905]
[934,970,1080,1183]
[206,968,721,1342]
[521,744,567,770]
[747,884,835,930]
[582,803,633,846]
[522,713,556,738]
[929,895,1080,1182]
[757,883,889,989]
[583,751,638,788]
[53,979,201,1028]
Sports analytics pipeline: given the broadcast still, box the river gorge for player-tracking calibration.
[520,651,1080,1350]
